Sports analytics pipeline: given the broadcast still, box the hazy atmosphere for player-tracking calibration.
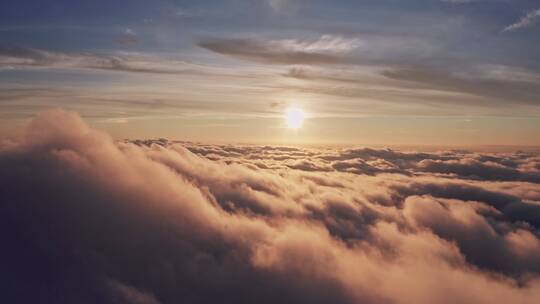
[1,1,540,303]
[1,0,540,145]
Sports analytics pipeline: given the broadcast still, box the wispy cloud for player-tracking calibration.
[197,35,358,65]
[503,9,540,32]
[281,64,540,108]
[441,0,480,3]
[275,35,361,54]
[266,0,307,14]
[0,47,202,75]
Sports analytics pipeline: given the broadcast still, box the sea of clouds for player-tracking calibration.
[1,110,540,304]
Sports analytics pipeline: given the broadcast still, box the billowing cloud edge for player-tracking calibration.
[1,109,540,304]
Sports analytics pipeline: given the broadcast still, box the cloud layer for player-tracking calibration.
[2,110,540,303]
[0,47,207,75]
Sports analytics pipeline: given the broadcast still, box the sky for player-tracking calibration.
[2,3,540,302]
[1,0,540,146]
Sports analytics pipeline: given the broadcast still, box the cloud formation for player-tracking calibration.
[197,35,358,65]
[2,110,540,303]
[503,9,540,32]
[442,0,480,3]
[0,47,205,75]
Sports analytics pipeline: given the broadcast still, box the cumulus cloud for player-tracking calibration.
[503,9,540,32]
[2,110,540,303]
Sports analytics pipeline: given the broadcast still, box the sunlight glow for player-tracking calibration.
[286,107,305,129]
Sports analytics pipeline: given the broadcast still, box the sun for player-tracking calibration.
[286,107,305,129]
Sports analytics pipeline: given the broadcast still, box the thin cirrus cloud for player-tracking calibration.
[197,35,359,65]
[2,109,540,303]
[0,46,195,75]
[503,9,540,32]
[281,65,540,109]
[380,66,540,106]
[2,44,540,128]
[441,0,481,3]
[0,1,539,145]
